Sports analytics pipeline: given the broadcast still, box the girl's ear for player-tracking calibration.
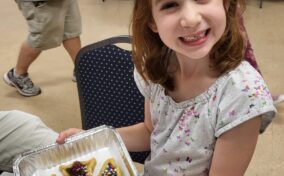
[148,20,158,33]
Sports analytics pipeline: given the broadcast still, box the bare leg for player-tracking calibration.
[63,37,81,64]
[3,41,42,96]
[15,41,41,75]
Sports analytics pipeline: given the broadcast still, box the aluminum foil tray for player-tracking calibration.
[13,125,138,176]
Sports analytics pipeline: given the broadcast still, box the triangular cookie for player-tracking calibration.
[59,158,97,176]
[99,158,122,176]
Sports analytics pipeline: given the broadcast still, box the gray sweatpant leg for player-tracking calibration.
[0,110,58,172]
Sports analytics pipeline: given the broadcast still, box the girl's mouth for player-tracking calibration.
[180,29,210,44]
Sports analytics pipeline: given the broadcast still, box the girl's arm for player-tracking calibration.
[209,117,261,176]
[117,99,153,152]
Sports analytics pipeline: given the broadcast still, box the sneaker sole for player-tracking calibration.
[72,76,76,82]
[3,72,41,97]
[3,72,15,87]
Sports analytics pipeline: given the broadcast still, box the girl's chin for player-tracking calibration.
[174,42,213,59]
[178,50,210,60]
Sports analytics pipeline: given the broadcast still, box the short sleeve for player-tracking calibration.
[215,63,276,137]
[133,68,151,98]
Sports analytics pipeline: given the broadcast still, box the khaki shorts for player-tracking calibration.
[16,0,82,50]
[0,110,58,172]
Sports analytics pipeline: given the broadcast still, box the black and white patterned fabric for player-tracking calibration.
[75,36,149,163]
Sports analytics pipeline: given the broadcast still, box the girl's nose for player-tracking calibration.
[180,6,202,28]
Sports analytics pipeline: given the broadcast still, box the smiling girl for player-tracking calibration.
[57,0,276,175]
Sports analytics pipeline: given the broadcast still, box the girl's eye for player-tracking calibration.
[160,2,178,10]
[195,0,209,4]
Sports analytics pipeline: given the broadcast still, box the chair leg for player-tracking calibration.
[260,0,263,8]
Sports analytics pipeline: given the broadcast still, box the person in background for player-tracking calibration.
[57,0,276,175]
[238,8,284,105]
[3,0,81,97]
[0,110,57,173]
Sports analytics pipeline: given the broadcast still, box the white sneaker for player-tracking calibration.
[273,94,284,105]
[3,68,41,96]
[72,69,76,82]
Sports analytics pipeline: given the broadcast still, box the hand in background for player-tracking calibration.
[56,128,84,144]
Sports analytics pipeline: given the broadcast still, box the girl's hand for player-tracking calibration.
[56,128,84,144]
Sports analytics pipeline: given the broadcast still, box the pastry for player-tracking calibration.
[59,158,96,176]
[99,158,122,176]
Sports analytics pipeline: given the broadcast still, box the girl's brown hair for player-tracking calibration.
[131,0,245,91]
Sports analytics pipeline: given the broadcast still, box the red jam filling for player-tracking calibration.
[66,161,88,176]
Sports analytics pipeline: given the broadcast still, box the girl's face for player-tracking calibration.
[150,0,226,60]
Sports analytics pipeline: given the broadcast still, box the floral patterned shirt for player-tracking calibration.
[134,61,276,176]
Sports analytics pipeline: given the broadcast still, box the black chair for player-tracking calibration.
[75,35,149,163]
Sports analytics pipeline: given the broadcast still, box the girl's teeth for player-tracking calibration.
[184,35,200,41]
[183,32,205,42]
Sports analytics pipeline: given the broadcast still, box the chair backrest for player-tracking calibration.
[75,35,149,163]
